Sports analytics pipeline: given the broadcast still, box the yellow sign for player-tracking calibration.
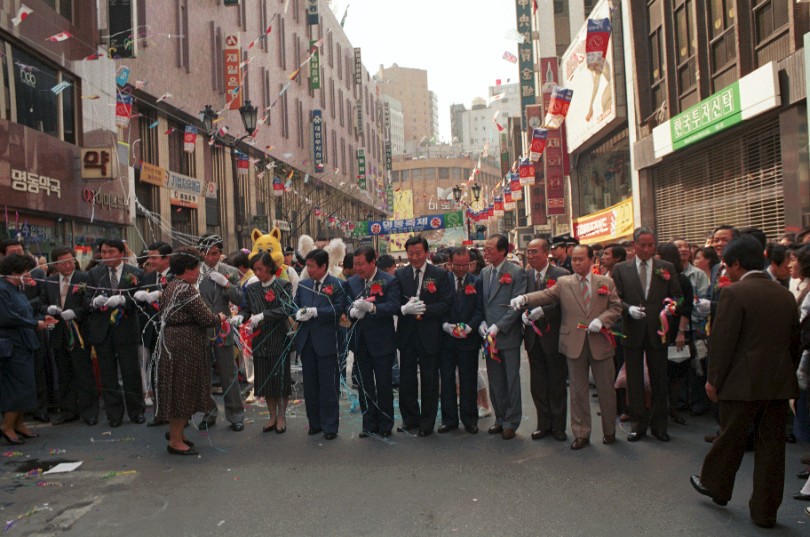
[388,189,414,252]
[139,161,167,187]
[573,197,634,244]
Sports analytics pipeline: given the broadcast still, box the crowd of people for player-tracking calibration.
[0,223,809,527]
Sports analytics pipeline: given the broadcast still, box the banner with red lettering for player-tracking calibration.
[543,87,574,129]
[586,18,612,74]
[529,128,548,161]
[183,126,197,153]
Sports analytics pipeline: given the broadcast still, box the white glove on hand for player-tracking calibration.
[146,290,161,303]
[92,295,109,309]
[521,311,533,327]
[478,322,488,339]
[229,314,244,327]
[442,322,455,336]
[133,290,149,302]
[60,309,76,321]
[510,295,527,311]
[47,305,62,316]
[249,312,265,328]
[349,306,366,320]
[353,299,374,313]
[401,300,426,316]
[463,324,472,335]
[487,324,499,337]
[528,306,545,321]
[208,271,230,287]
[588,318,603,333]
[105,295,125,309]
[628,306,646,320]
[295,308,317,322]
[694,298,711,316]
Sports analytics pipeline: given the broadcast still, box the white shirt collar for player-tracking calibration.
[635,257,651,270]
[61,272,74,284]
[578,272,593,284]
[365,269,378,284]
[493,259,507,273]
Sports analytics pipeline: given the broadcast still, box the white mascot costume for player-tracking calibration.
[297,235,346,280]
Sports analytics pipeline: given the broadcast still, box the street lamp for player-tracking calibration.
[200,100,259,249]
[452,184,462,203]
[471,182,481,202]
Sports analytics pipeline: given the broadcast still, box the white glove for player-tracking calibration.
[229,314,244,327]
[463,324,472,335]
[528,306,545,321]
[146,290,161,303]
[401,300,426,316]
[798,369,808,391]
[349,306,366,320]
[295,308,317,321]
[694,298,711,316]
[47,305,62,316]
[510,295,527,311]
[133,290,149,302]
[105,295,126,309]
[442,322,455,336]
[60,309,76,321]
[588,318,603,333]
[628,306,646,320]
[478,321,488,339]
[208,271,230,287]
[353,299,374,313]
[92,295,109,309]
[521,311,533,327]
[249,312,265,328]
[487,324,499,337]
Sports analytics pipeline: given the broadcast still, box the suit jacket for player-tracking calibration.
[525,273,622,360]
[40,271,89,349]
[708,272,800,401]
[0,279,39,352]
[24,267,46,311]
[395,263,452,351]
[85,263,144,346]
[611,258,683,348]
[294,274,350,356]
[523,264,570,355]
[443,273,483,352]
[344,269,400,357]
[479,260,527,350]
[198,263,243,345]
[138,270,173,349]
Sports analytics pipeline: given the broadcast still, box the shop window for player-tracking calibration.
[674,1,698,112]
[138,107,159,165]
[41,0,73,22]
[753,0,790,60]
[575,129,631,214]
[439,167,449,179]
[168,121,194,176]
[707,0,737,92]
[647,0,666,114]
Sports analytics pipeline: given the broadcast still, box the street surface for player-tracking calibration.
[2,356,808,537]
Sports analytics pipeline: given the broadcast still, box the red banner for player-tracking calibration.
[224,34,243,110]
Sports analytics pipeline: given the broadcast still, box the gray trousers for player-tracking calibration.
[205,344,244,424]
[485,346,522,430]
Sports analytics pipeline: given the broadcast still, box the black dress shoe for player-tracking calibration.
[627,432,645,442]
[379,430,392,438]
[798,469,810,480]
[669,412,687,425]
[84,418,98,426]
[308,428,323,435]
[603,434,616,445]
[230,422,244,432]
[109,420,122,428]
[652,431,671,442]
[437,424,458,434]
[488,424,503,435]
[417,429,433,437]
[570,437,590,450]
[396,425,419,433]
[752,519,776,529]
[324,432,337,440]
[132,415,146,425]
[197,418,215,430]
[1,431,24,445]
[359,431,370,438]
[147,418,168,427]
[501,428,516,440]
[794,492,810,501]
[464,425,479,434]
[689,475,727,506]
[167,444,198,456]
[787,433,797,444]
[552,431,568,441]
[164,432,194,447]
[531,429,550,440]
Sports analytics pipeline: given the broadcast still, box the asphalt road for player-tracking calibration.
[2,357,809,537]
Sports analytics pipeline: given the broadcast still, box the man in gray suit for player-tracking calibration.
[478,234,526,440]
[197,234,245,432]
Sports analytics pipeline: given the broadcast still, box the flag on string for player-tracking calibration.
[12,5,32,26]
[47,31,72,42]
[51,81,71,95]
[340,4,350,27]
[502,51,517,63]
[183,126,197,153]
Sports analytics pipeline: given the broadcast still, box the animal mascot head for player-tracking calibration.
[250,227,288,279]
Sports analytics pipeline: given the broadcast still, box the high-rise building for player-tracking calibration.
[382,94,406,156]
[451,83,521,156]
[377,64,438,154]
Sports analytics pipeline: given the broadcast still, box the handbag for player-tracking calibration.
[667,344,691,363]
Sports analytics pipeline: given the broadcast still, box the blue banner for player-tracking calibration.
[360,211,464,236]
[312,110,324,172]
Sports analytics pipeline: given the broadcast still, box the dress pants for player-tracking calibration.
[700,400,788,525]
[486,346,522,431]
[568,339,615,439]
[53,345,99,421]
[94,336,145,422]
[205,344,244,424]
[354,334,394,433]
[398,338,439,432]
[439,347,478,428]
[33,334,50,416]
[624,332,668,435]
[528,345,568,434]
[301,339,340,434]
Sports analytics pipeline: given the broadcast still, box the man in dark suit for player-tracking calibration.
[345,246,401,437]
[294,249,350,440]
[611,227,682,442]
[41,246,98,425]
[550,238,572,273]
[439,247,483,434]
[85,238,145,427]
[520,238,570,441]
[133,242,173,426]
[395,236,452,437]
[690,236,800,529]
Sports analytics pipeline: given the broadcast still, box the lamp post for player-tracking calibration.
[200,100,259,249]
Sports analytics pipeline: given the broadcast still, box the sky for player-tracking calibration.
[335,0,520,142]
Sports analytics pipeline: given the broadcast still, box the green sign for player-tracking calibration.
[309,41,320,90]
[386,183,394,213]
[356,149,366,189]
[670,81,742,151]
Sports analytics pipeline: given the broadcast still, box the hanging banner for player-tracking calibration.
[306,0,319,25]
[586,18,612,74]
[518,160,535,186]
[529,128,548,161]
[356,98,364,136]
[312,109,324,171]
[309,40,321,90]
[237,155,249,176]
[386,183,394,212]
[115,94,133,128]
[515,0,536,130]
[574,197,634,244]
[353,47,363,86]
[272,176,284,196]
[224,34,243,110]
[358,211,464,236]
[543,87,574,129]
[385,141,392,170]
[510,176,523,201]
[357,148,366,189]
[183,126,197,153]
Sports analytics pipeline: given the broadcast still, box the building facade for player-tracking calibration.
[376,64,438,155]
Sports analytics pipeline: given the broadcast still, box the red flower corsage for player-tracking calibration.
[160,275,167,286]
[124,273,139,286]
[654,268,670,281]
[545,278,556,288]
[424,279,437,293]
[717,275,731,288]
[499,273,512,284]
[275,267,284,278]
[464,284,476,295]
[597,285,609,296]
[322,284,334,296]
[370,282,383,296]
[264,289,276,302]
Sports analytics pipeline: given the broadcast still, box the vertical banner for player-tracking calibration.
[356,149,366,189]
[312,110,324,172]
[386,182,394,213]
[306,0,319,25]
[108,0,135,59]
[309,40,321,90]
[541,58,566,215]
[385,141,392,170]
[499,132,510,178]
[224,34,243,110]
[183,126,197,153]
[353,47,363,86]
[237,155,249,176]
[115,94,133,128]
[515,0,536,130]
[356,98,364,136]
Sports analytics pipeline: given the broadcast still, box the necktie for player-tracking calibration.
[581,276,590,308]
[536,270,543,289]
[457,277,463,298]
[364,280,371,298]
[110,268,119,290]
[314,280,321,294]
[59,277,69,308]
[639,261,648,298]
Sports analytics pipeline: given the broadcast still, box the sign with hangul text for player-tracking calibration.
[515,0,536,130]
[312,109,324,171]
[81,148,113,179]
[356,98,364,136]
[224,34,243,110]
[306,0,319,25]
[353,48,362,86]
[309,40,321,90]
[357,149,366,189]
